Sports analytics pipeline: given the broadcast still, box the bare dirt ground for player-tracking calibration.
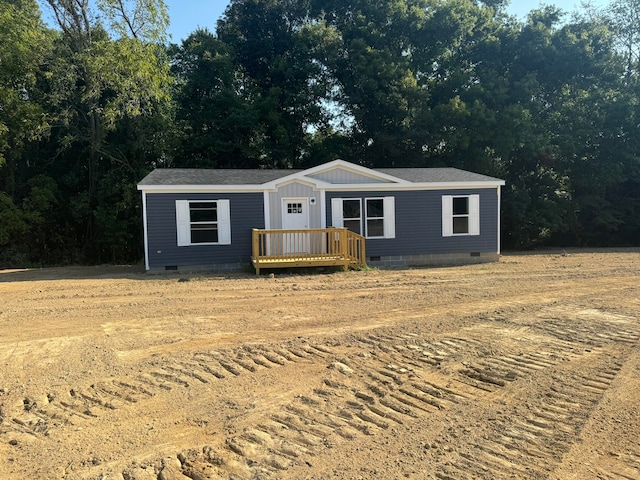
[1,249,639,480]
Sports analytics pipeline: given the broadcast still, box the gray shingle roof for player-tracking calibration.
[138,168,304,186]
[377,168,502,183]
[138,166,502,186]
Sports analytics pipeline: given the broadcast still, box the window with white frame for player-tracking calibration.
[176,199,231,246]
[365,198,385,237]
[342,199,362,234]
[331,197,395,239]
[442,194,479,236]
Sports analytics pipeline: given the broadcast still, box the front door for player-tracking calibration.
[281,198,309,254]
[282,198,309,230]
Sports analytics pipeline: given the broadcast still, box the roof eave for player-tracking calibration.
[323,181,505,191]
[137,179,505,193]
[137,184,269,193]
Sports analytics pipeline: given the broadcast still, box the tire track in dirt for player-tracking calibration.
[435,355,626,480]
[2,302,637,479]
[161,309,638,480]
[0,341,317,441]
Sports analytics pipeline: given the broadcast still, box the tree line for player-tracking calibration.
[1,0,638,267]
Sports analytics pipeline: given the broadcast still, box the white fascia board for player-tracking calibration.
[137,179,505,194]
[322,181,505,192]
[137,184,268,193]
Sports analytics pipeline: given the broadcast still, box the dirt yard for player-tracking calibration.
[0,249,639,480]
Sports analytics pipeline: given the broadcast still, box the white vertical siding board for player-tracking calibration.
[263,191,271,229]
[320,191,327,228]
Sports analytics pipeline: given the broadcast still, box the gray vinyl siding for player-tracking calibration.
[268,182,322,229]
[307,168,388,184]
[326,188,499,256]
[145,192,264,268]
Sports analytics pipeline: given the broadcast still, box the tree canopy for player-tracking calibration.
[0,0,638,266]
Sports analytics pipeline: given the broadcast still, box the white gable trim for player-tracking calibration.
[260,159,411,189]
[303,159,408,184]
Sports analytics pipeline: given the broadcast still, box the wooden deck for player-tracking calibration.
[251,228,366,275]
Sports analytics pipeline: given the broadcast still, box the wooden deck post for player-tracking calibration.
[251,228,365,274]
[340,228,348,271]
[252,229,260,275]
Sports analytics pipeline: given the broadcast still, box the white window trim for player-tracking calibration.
[331,196,395,239]
[176,199,231,246]
[442,194,479,237]
[341,197,362,235]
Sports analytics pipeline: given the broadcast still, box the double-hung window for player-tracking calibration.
[176,200,231,246]
[342,199,362,234]
[442,194,479,236]
[365,198,385,238]
[331,197,395,239]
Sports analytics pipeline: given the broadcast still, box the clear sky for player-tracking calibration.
[164,1,610,43]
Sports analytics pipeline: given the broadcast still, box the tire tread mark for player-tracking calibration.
[136,374,172,391]
[197,363,225,379]
[149,371,189,387]
[163,364,209,384]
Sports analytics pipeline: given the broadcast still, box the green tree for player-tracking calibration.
[97,0,169,42]
[218,0,336,167]
[38,0,173,261]
[606,0,640,81]
[170,29,262,168]
[0,0,51,184]
[0,0,54,265]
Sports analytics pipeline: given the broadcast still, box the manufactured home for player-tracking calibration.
[137,160,505,273]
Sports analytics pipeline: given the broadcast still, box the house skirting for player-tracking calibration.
[367,251,499,268]
[146,251,499,274]
[146,261,248,274]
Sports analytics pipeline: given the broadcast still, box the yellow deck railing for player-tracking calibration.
[251,228,366,275]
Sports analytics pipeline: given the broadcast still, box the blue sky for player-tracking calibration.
[165,1,610,42]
